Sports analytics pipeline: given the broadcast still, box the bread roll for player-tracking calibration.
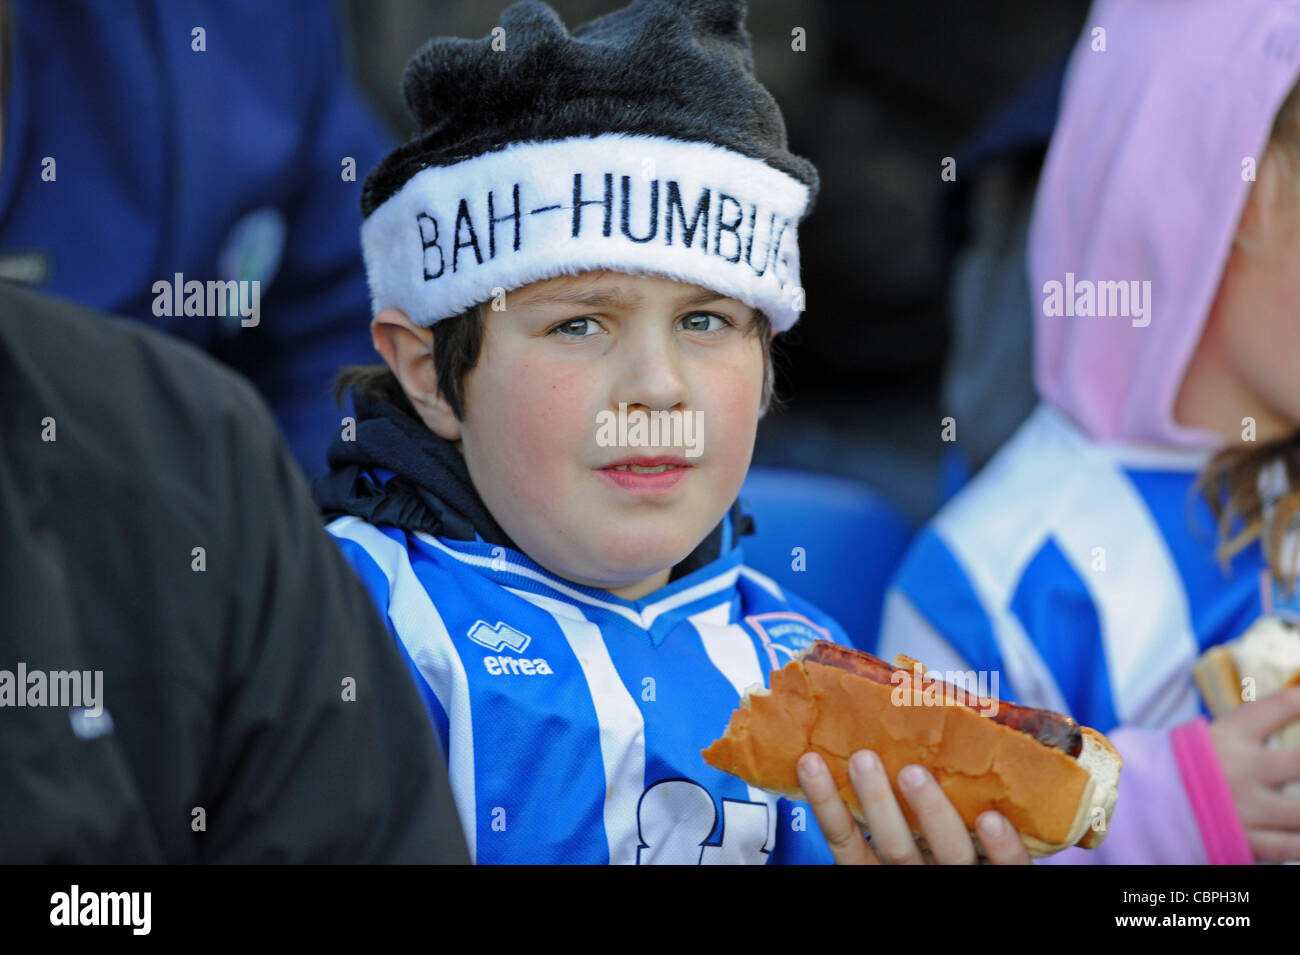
[702,649,1121,857]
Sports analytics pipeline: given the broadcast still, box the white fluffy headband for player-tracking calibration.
[360,132,813,332]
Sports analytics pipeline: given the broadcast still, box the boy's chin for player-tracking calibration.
[616,523,709,562]
[579,534,705,590]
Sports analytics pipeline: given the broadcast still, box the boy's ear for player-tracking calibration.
[371,308,462,441]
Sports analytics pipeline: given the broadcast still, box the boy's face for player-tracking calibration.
[438,271,764,600]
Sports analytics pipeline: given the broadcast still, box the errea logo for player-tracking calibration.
[467,620,554,677]
[468,620,532,653]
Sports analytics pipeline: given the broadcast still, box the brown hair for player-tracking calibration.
[1196,79,1300,580]
[1197,434,1300,584]
[334,301,782,421]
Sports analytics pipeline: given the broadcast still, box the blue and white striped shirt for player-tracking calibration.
[880,403,1267,734]
[328,513,846,864]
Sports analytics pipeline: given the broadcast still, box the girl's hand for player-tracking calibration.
[1208,683,1300,861]
[796,749,1031,865]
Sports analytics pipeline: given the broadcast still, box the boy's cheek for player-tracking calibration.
[469,378,595,512]
[473,360,588,443]
[698,377,763,453]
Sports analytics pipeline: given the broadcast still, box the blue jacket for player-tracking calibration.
[0,0,391,473]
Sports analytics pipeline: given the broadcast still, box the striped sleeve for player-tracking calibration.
[882,529,1223,864]
[883,584,1215,863]
[329,530,453,763]
[878,528,1007,694]
[326,518,479,862]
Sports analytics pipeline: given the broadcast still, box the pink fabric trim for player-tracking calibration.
[1169,718,1254,865]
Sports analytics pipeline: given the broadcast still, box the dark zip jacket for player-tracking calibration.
[0,281,467,863]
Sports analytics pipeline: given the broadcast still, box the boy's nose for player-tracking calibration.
[611,335,690,411]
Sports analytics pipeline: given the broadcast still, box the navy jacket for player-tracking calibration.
[0,0,392,473]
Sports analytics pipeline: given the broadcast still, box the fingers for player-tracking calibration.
[799,750,1033,866]
[1208,690,1300,849]
[797,752,876,866]
[974,812,1033,864]
[1234,779,1300,831]
[1252,787,1300,830]
[894,764,979,865]
[1258,742,1300,787]
[1224,685,1300,742]
[847,751,927,865]
[1247,828,1300,862]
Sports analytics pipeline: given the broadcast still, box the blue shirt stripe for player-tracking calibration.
[407,543,612,864]
[333,534,453,758]
[891,528,1012,700]
[1009,537,1119,732]
[1123,468,1264,655]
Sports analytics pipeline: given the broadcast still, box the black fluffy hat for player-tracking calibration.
[360,0,819,331]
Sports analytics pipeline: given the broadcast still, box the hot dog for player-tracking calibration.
[1193,616,1300,797]
[701,641,1122,857]
[802,641,1084,757]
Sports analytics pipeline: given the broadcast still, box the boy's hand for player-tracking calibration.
[1208,683,1300,861]
[796,750,1031,865]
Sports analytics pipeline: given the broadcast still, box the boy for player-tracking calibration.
[316,0,1025,864]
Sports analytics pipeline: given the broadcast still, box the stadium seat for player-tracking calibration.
[738,468,914,653]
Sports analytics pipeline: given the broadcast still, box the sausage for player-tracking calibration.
[801,641,1084,758]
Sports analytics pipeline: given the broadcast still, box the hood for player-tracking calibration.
[312,389,752,581]
[1029,0,1300,449]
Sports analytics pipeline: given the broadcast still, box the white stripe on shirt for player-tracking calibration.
[505,586,647,865]
[932,404,1201,726]
[930,407,1084,715]
[738,565,785,600]
[878,587,981,674]
[328,517,480,862]
[641,567,741,627]
[691,604,780,856]
[417,531,739,630]
[1046,454,1202,728]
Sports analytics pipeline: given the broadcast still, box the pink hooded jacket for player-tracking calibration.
[1029,0,1300,864]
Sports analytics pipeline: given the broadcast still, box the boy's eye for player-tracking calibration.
[549,317,602,338]
[679,312,733,333]
[547,312,735,337]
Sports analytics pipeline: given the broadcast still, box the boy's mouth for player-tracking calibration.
[600,455,691,472]
[597,456,693,492]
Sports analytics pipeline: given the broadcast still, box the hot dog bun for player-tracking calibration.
[701,643,1121,857]
[1194,617,1300,799]
[1193,646,1245,719]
